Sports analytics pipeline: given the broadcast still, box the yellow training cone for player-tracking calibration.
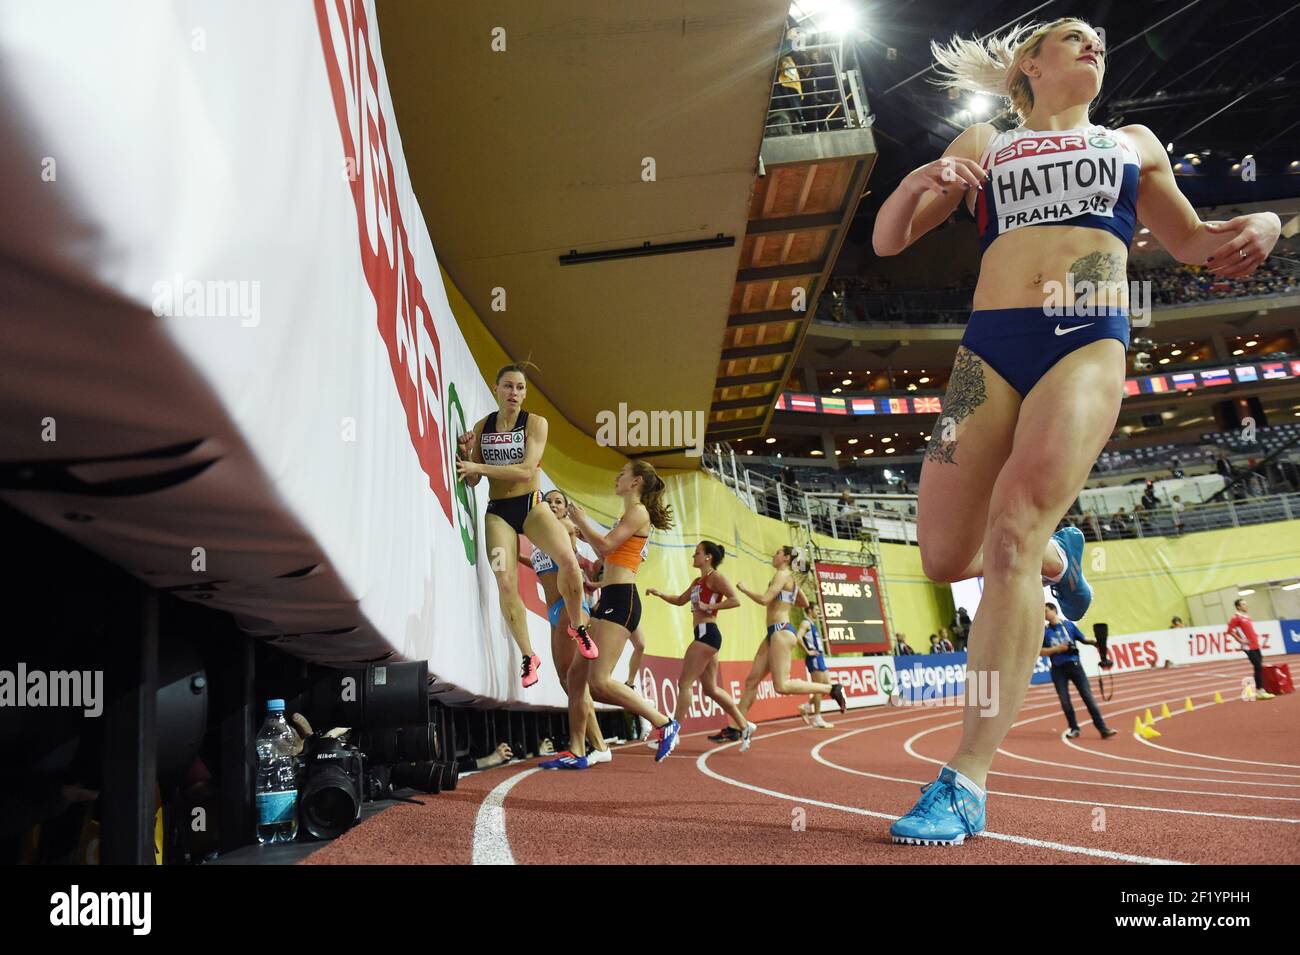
[1133,716,1144,735]
[1144,708,1156,726]
[1184,697,1195,712]
[1139,723,1162,739]
[1160,702,1172,719]
[1213,691,1225,704]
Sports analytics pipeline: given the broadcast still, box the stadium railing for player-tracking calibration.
[703,445,1300,545]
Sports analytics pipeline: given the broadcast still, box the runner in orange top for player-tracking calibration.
[559,461,682,768]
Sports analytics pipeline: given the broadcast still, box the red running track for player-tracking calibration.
[303,655,1300,865]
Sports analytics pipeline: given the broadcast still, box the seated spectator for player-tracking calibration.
[894,633,915,656]
[936,628,955,653]
[1114,507,1131,533]
[928,634,941,654]
[1170,616,1184,628]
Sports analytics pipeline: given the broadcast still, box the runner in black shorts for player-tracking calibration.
[561,461,680,767]
[456,364,595,689]
[647,541,755,749]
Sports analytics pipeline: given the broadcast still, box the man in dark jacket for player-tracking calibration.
[1043,603,1118,740]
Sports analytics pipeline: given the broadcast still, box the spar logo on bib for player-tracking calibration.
[314,0,454,524]
[1089,134,1117,149]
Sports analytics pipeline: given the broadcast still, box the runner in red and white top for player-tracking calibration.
[1226,598,1274,699]
[646,541,755,748]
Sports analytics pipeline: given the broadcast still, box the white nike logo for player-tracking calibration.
[1054,323,1094,335]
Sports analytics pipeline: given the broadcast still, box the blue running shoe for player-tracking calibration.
[890,767,986,846]
[655,720,680,763]
[540,753,589,770]
[1049,526,1091,621]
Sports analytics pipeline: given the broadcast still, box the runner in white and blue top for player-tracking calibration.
[797,607,834,728]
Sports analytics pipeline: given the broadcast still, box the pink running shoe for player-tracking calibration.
[568,624,599,660]
[521,653,543,688]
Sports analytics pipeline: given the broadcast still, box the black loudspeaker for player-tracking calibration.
[1092,622,1112,669]
[155,637,209,785]
[1213,396,1267,432]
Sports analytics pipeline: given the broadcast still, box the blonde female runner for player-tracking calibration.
[875,19,1281,844]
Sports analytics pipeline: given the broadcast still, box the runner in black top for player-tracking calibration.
[456,364,595,689]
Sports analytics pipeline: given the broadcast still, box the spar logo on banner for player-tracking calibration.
[314,0,454,524]
[445,382,478,565]
[827,657,893,708]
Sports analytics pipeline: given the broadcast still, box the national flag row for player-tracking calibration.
[778,394,944,415]
[777,360,1300,414]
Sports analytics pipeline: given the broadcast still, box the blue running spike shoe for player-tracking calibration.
[890,767,986,846]
[540,753,589,770]
[655,720,681,763]
[1049,526,1091,621]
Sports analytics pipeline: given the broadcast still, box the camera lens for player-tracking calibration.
[389,761,441,794]
[356,723,439,764]
[300,764,361,840]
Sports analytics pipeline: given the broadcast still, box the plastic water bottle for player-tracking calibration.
[255,699,299,844]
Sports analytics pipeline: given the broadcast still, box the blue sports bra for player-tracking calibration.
[973,124,1139,254]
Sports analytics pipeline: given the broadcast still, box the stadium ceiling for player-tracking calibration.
[844,0,1300,246]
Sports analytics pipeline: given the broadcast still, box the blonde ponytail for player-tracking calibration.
[929,18,1096,125]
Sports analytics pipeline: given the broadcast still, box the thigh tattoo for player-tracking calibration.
[926,348,987,465]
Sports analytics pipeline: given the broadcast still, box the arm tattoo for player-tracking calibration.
[925,347,987,465]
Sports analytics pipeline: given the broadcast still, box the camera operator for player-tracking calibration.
[1042,603,1118,740]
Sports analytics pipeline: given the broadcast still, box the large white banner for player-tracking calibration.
[0,1,562,706]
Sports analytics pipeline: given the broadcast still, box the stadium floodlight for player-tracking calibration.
[968,94,990,118]
[812,1,860,37]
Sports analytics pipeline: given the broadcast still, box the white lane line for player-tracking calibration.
[901,675,1300,799]
[471,767,540,865]
[695,722,1188,864]
[1059,728,1300,779]
[1134,736,1300,769]
[810,731,1300,826]
[1133,717,1300,769]
[995,739,1300,788]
